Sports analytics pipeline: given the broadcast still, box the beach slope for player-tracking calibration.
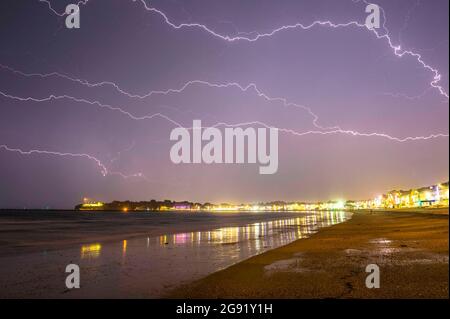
[169,209,449,298]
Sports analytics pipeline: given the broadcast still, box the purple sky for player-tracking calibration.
[0,0,448,209]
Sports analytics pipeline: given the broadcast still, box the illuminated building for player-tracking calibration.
[79,201,104,210]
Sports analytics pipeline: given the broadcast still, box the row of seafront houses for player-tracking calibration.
[78,182,449,212]
[278,182,448,211]
[349,182,449,210]
[218,181,449,211]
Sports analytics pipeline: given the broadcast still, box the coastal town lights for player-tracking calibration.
[78,182,449,212]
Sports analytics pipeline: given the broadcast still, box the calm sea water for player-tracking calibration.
[0,211,351,298]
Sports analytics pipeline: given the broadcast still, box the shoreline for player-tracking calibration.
[0,211,323,258]
[168,208,449,298]
[0,207,445,258]
[0,211,348,298]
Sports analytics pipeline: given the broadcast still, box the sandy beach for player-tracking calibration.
[169,209,449,298]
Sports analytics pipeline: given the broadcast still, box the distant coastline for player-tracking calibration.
[1,181,448,212]
[76,181,449,212]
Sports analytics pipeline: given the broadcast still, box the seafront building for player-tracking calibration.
[359,182,449,209]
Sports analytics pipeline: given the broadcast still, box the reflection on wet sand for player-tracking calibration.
[80,243,101,259]
[81,211,348,261]
[0,211,351,298]
[158,211,347,249]
[122,240,127,256]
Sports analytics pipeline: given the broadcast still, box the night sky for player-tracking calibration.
[0,0,448,208]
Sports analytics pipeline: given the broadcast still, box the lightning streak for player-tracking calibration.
[38,0,90,17]
[210,121,449,143]
[0,143,152,180]
[0,89,184,127]
[0,89,448,143]
[134,0,448,99]
[38,0,448,98]
[0,63,336,130]
[4,0,447,181]
[0,144,108,176]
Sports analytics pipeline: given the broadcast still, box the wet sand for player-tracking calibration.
[0,211,349,298]
[169,209,449,298]
[0,211,326,257]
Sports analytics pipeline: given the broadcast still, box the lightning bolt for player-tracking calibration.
[1,88,448,143]
[3,0,447,182]
[38,0,90,17]
[210,121,449,143]
[0,144,150,179]
[0,144,109,176]
[133,0,448,99]
[0,89,184,127]
[2,61,449,142]
[39,0,447,99]
[0,63,336,130]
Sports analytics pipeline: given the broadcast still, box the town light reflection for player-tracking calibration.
[80,243,102,259]
[158,211,348,248]
[77,211,350,281]
[122,240,127,255]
